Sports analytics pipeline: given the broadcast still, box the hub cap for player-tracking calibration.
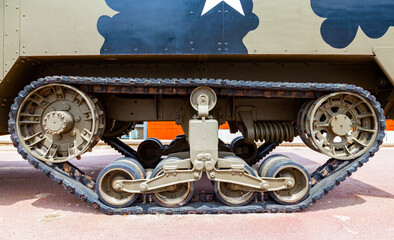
[43,111,74,135]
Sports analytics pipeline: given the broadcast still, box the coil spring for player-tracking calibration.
[254,122,295,142]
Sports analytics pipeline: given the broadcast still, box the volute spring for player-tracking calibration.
[254,122,295,142]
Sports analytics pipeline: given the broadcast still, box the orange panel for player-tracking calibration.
[220,122,230,129]
[147,121,230,139]
[387,120,394,131]
[147,121,184,140]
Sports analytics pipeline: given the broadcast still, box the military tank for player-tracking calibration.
[1,0,393,214]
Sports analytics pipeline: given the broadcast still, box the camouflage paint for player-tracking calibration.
[311,0,394,48]
[98,0,259,55]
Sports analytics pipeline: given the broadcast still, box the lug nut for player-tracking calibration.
[64,104,70,110]
[209,172,216,178]
[194,172,200,179]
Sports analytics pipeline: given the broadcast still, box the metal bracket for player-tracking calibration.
[236,106,257,143]
[115,157,293,194]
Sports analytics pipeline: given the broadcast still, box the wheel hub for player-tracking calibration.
[329,114,352,136]
[43,111,74,135]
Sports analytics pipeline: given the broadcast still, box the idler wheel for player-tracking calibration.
[137,138,163,168]
[15,84,104,163]
[306,92,378,160]
[150,157,194,207]
[230,136,258,166]
[96,160,143,208]
[259,154,310,205]
[296,101,320,152]
[214,157,257,206]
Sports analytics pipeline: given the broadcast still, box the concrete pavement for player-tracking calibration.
[0,147,393,240]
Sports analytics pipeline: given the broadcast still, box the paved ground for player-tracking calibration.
[0,147,393,240]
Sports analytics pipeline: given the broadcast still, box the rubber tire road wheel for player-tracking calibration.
[259,155,310,205]
[96,161,142,208]
[214,158,257,206]
[150,157,194,208]
[230,136,258,166]
[114,157,146,179]
[138,138,163,168]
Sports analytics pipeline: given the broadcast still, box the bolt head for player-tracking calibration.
[261,183,269,190]
[114,183,121,191]
[140,183,148,192]
[286,180,295,188]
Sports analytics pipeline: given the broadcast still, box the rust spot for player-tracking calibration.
[108,86,116,93]
[93,86,102,92]
[263,91,272,97]
[305,92,314,98]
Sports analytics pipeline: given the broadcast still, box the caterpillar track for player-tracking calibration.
[8,76,386,214]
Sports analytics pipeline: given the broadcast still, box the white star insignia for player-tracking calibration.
[201,0,245,16]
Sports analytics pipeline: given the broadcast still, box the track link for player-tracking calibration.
[8,76,386,214]
[102,137,139,160]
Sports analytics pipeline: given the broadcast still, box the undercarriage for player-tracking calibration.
[8,76,385,214]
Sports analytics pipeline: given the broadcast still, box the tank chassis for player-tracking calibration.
[8,76,385,213]
[110,87,296,204]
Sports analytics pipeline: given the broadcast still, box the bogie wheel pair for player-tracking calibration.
[96,158,145,208]
[259,154,310,205]
[214,157,257,206]
[150,157,194,208]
